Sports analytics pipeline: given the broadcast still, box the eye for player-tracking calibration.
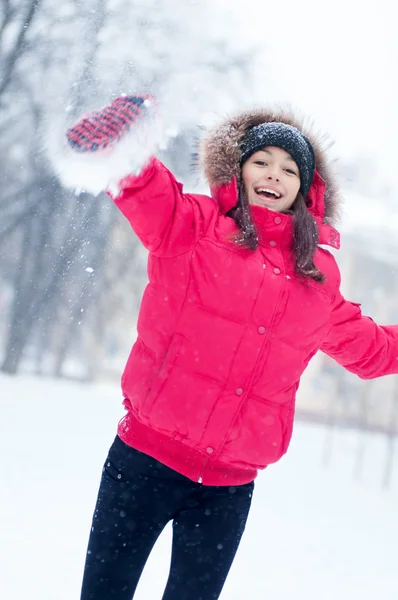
[285,168,298,175]
[254,160,268,166]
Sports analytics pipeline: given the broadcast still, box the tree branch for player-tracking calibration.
[0,0,42,98]
[0,0,13,42]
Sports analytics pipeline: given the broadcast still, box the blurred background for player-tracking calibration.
[1,2,398,599]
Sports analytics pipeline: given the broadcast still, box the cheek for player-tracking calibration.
[284,182,300,208]
[241,167,254,188]
[288,180,300,198]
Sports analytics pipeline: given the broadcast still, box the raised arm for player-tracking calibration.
[65,95,217,256]
[108,158,214,256]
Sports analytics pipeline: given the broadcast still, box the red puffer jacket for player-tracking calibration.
[109,110,398,486]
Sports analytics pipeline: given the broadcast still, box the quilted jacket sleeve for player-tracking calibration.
[321,273,398,379]
[107,158,215,257]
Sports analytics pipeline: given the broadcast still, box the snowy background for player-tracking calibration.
[1,0,398,598]
[2,0,398,378]
[2,373,398,600]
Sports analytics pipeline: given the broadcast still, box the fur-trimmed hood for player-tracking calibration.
[199,108,341,248]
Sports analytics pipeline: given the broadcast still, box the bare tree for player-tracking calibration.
[0,0,42,98]
[0,0,258,377]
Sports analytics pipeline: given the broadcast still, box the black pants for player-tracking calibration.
[80,435,254,600]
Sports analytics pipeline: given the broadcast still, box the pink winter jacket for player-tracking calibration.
[107,110,398,486]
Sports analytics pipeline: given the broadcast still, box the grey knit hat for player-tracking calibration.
[240,122,316,196]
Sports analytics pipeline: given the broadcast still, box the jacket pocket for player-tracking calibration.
[219,396,292,469]
[140,333,185,418]
[121,338,156,410]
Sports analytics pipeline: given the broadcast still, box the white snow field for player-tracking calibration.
[1,373,397,600]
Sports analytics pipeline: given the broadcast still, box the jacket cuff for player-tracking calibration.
[112,157,158,197]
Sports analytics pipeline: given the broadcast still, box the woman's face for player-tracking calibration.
[241,146,301,212]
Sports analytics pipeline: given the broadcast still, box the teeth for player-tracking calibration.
[257,188,281,199]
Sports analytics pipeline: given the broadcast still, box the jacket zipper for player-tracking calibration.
[244,261,286,393]
[218,264,286,453]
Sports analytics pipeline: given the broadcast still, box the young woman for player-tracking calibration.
[65,96,398,600]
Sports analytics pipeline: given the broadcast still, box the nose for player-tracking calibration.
[266,166,280,182]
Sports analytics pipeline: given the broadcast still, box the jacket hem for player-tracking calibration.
[117,412,258,486]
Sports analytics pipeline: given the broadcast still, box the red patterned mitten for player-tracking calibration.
[66,94,154,153]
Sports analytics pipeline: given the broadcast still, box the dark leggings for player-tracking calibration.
[80,435,254,600]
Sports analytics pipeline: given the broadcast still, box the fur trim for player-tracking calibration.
[47,113,166,196]
[199,108,341,225]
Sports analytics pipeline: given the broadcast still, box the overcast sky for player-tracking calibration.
[219,0,397,184]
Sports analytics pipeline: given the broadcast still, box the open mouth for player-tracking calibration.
[255,187,282,201]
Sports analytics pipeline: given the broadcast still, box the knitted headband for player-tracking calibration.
[240,122,316,196]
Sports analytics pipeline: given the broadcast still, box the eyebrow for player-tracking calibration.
[261,149,296,163]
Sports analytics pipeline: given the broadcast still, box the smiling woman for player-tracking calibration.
[241,147,301,211]
[62,94,398,600]
[217,117,323,280]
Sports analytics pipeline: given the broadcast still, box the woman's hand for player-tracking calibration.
[66,94,154,153]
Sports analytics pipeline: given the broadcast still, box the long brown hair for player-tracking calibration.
[229,184,325,283]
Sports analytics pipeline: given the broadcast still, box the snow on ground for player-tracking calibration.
[1,373,397,600]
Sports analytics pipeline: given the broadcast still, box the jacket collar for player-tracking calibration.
[211,171,340,250]
[250,205,294,251]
